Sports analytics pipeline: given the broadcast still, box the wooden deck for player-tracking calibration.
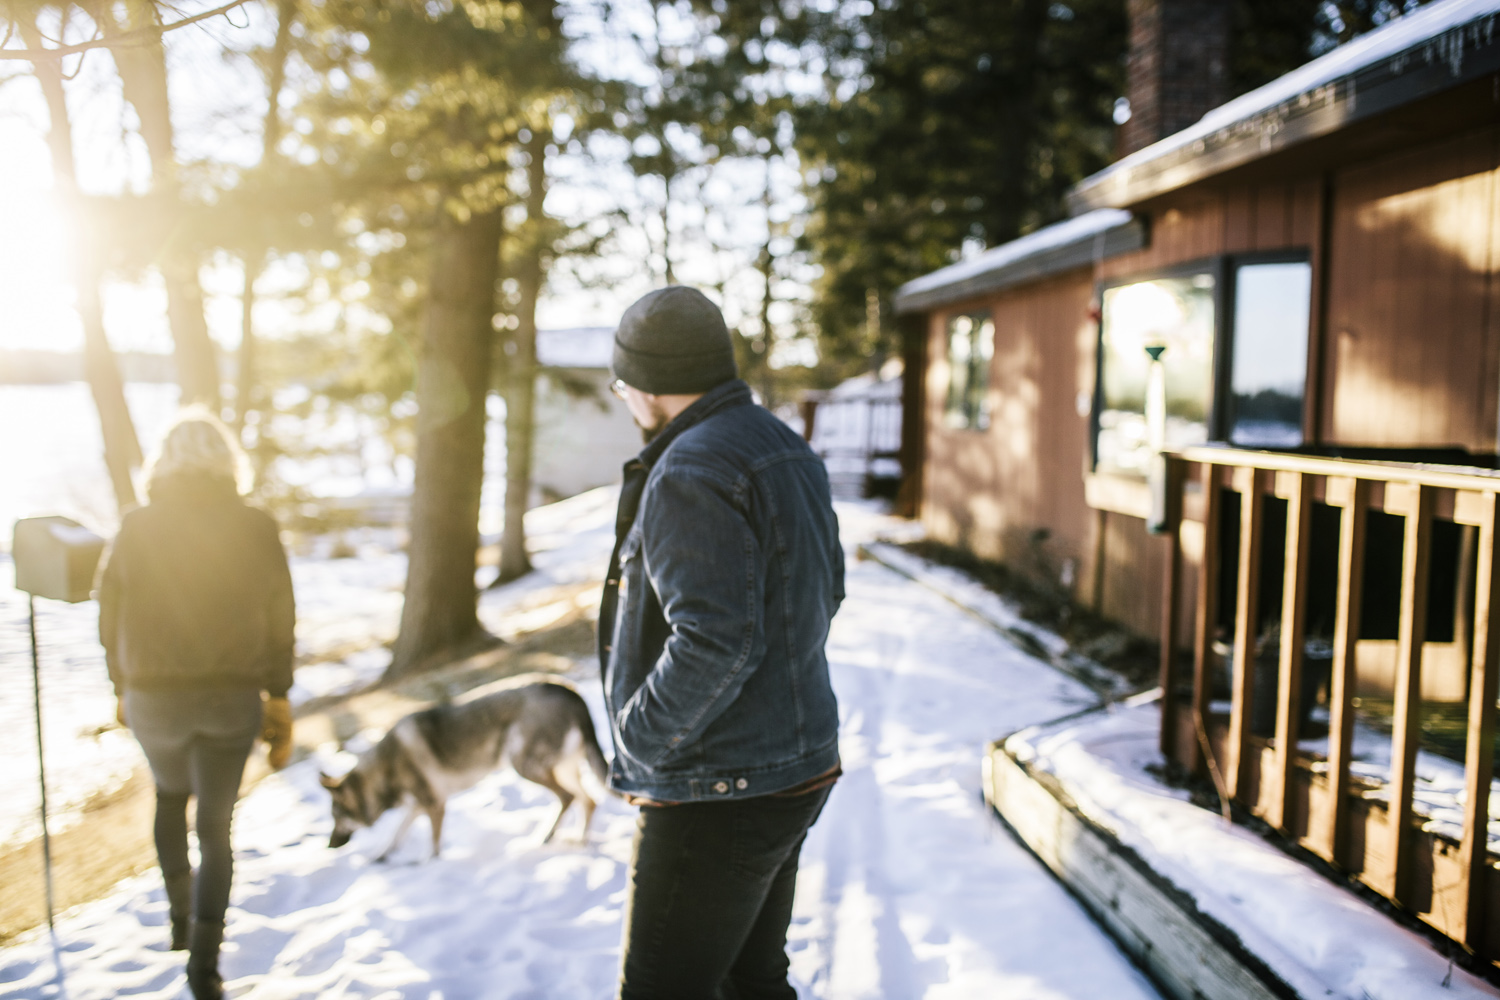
[1157,446,1500,961]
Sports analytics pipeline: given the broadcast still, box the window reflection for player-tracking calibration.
[1229,261,1311,448]
[1096,274,1216,476]
[944,312,994,431]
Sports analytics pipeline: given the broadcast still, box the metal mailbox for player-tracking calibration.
[13,515,106,603]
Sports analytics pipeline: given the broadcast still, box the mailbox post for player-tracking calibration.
[12,515,106,932]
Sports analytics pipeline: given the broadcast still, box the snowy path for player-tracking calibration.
[1,504,1163,999]
[786,553,1160,999]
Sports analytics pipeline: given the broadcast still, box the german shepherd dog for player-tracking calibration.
[320,675,609,860]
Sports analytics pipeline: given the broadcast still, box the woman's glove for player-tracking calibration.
[262,696,294,770]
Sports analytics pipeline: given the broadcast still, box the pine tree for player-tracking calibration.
[276,0,572,676]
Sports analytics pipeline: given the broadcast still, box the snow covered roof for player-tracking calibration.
[813,370,903,403]
[892,209,1144,315]
[535,327,614,369]
[1069,0,1500,212]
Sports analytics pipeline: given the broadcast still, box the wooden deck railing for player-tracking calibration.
[1157,446,1500,959]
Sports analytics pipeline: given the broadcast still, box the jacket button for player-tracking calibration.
[736,778,748,790]
[713,781,729,794]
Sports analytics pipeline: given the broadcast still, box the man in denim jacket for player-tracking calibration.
[599,285,844,999]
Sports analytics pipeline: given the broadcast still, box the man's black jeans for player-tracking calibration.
[618,784,832,1000]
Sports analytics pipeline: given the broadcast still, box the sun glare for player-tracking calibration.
[0,120,76,354]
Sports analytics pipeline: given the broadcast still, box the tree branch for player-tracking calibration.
[0,0,252,61]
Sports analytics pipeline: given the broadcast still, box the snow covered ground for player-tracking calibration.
[0,495,1165,1000]
[0,556,141,848]
[1296,716,1500,850]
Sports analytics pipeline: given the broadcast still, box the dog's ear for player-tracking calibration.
[319,772,340,789]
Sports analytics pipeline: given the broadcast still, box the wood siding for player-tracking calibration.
[922,271,1100,598]
[1097,509,1169,632]
[1098,177,1321,280]
[1323,128,1500,452]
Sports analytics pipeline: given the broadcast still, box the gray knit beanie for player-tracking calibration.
[611,286,738,395]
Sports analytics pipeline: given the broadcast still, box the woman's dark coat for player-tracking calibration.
[98,477,295,698]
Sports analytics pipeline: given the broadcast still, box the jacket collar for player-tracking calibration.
[635,378,754,469]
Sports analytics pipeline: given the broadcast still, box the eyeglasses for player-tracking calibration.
[609,379,629,399]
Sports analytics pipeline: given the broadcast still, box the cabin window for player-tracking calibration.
[1095,273,1217,476]
[944,311,994,431]
[1227,260,1313,448]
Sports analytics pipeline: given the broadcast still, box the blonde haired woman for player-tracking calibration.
[98,409,295,1000]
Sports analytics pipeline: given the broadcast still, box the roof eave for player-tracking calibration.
[892,216,1147,315]
[1068,11,1500,214]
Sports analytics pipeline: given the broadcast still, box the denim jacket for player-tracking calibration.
[598,379,844,802]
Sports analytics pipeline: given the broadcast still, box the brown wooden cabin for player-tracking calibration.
[893,0,1500,965]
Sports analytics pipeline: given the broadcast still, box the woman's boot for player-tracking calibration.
[186,920,225,1000]
[163,870,193,951]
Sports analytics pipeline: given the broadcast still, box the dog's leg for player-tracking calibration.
[427,801,446,860]
[376,803,419,863]
[554,752,596,844]
[578,793,597,841]
[539,790,574,844]
[515,756,575,844]
[556,759,596,843]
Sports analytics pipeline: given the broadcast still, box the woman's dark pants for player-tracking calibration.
[125,689,261,925]
[618,785,831,1000]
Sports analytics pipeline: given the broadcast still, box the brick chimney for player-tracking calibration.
[1118,0,1230,156]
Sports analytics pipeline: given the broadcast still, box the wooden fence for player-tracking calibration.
[1157,446,1500,960]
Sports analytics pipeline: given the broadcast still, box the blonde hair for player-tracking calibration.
[144,407,252,497]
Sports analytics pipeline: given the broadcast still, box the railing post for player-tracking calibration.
[1388,484,1434,905]
[1460,491,1500,955]
[1324,478,1367,865]
[1191,462,1223,778]
[1270,472,1313,832]
[1168,450,1500,957]
[1227,467,1266,803]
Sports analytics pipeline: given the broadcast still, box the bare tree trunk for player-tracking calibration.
[648,2,675,286]
[107,0,221,410]
[23,20,142,513]
[236,259,260,434]
[235,0,297,435]
[388,205,505,678]
[750,155,775,401]
[495,132,547,583]
[659,183,674,285]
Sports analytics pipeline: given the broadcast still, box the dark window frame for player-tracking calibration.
[1221,249,1315,449]
[1090,248,1313,474]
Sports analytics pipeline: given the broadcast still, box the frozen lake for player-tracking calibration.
[0,380,516,543]
[0,382,182,541]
